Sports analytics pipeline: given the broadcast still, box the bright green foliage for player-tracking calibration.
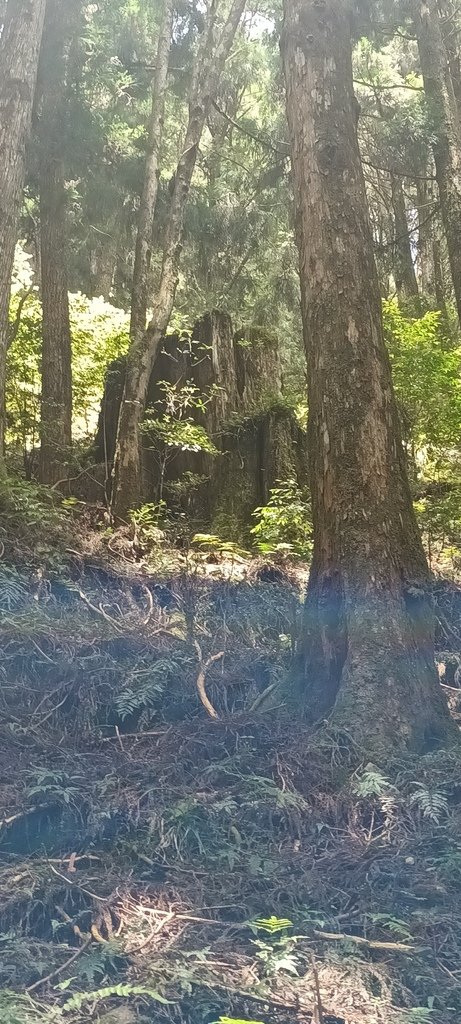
[62,983,170,1012]
[250,915,293,933]
[413,486,461,569]
[7,277,129,460]
[252,934,300,976]
[144,417,218,456]
[251,480,312,559]
[191,533,249,558]
[141,380,220,500]
[384,300,461,473]
[352,764,394,799]
[212,1019,267,1024]
[0,991,56,1024]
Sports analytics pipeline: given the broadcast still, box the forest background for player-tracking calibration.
[4,2,461,1024]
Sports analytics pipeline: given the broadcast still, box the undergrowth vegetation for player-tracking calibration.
[0,487,461,1024]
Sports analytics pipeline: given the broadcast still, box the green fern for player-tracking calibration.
[75,941,122,984]
[0,990,59,1023]
[250,915,293,933]
[409,784,449,822]
[368,913,413,942]
[352,763,393,798]
[62,983,170,1012]
[114,660,176,719]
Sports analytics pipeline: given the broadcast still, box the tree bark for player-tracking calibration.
[0,0,47,465]
[111,0,247,520]
[437,0,461,113]
[413,0,461,328]
[281,0,454,753]
[89,217,119,300]
[130,0,173,346]
[37,0,75,485]
[390,175,420,303]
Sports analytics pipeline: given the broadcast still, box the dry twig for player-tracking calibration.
[26,936,92,993]
[194,641,224,719]
[314,929,414,951]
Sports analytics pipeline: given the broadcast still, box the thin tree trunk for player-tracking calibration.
[111,0,247,519]
[390,174,420,303]
[416,177,435,292]
[90,220,119,300]
[432,231,454,342]
[37,0,75,485]
[433,235,446,309]
[130,0,173,345]
[0,0,47,465]
[413,0,461,328]
[281,0,454,753]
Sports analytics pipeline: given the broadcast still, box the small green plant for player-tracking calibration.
[129,501,167,541]
[251,933,301,977]
[0,990,56,1024]
[24,768,81,807]
[142,380,220,500]
[243,774,308,812]
[213,1018,267,1024]
[409,784,449,822]
[191,533,249,558]
[74,940,123,985]
[368,913,413,942]
[114,659,177,720]
[352,764,394,798]
[250,915,294,933]
[251,480,312,559]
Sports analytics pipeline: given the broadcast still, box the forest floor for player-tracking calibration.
[1,485,461,1024]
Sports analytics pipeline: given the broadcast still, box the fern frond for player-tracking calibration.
[409,785,448,822]
[62,983,170,1012]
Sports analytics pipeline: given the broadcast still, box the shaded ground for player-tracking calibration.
[1,494,461,1024]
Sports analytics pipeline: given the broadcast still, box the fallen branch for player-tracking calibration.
[78,589,123,631]
[194,642,224,719]
[314,929,414,952]
[99,728,169,742]
[0,803,51,829]
[26,936,92,993]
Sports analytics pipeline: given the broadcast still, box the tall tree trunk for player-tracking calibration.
[413,0,461,327]
[0,0,47,465]
[130,0,173,345]
[281,0,454,753]
[437,0,461,112]
[111,0,247,519]
[37,0,75,485]
[390,174,420,303]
